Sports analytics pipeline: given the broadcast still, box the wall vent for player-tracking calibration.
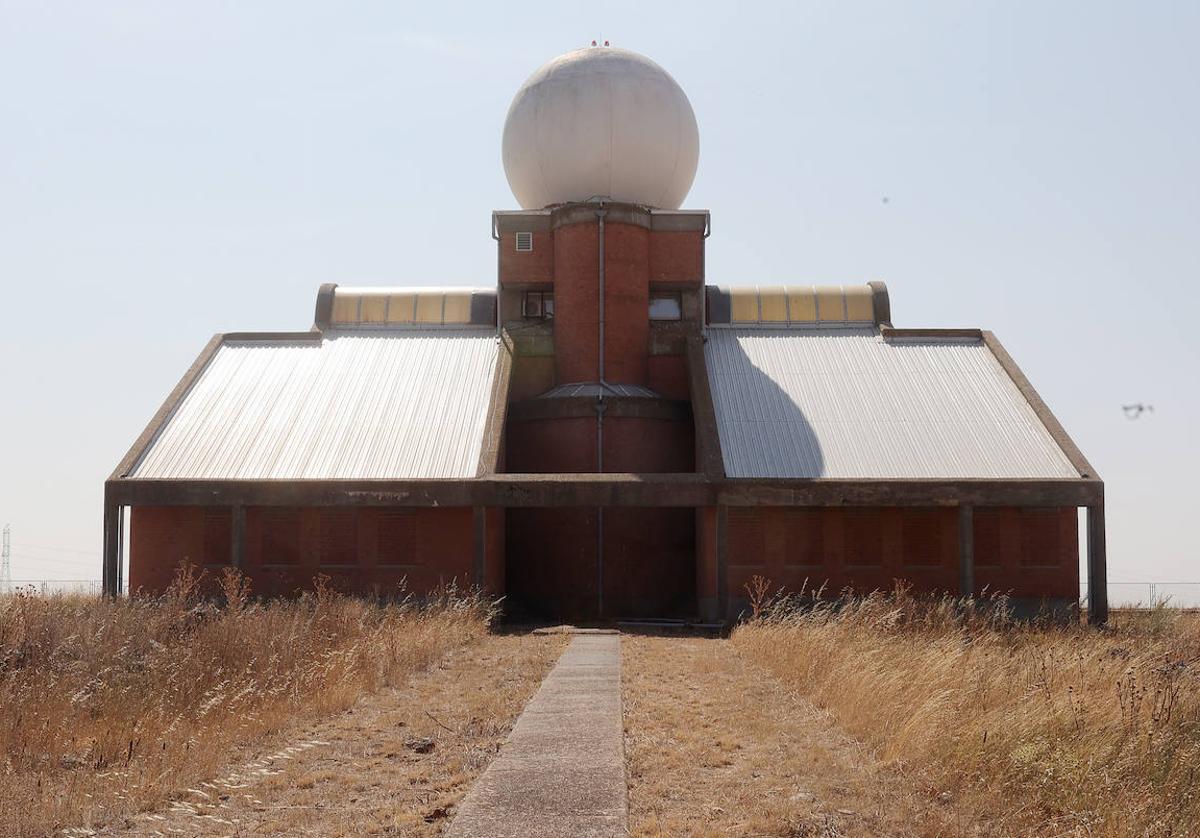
[514,231,533,252]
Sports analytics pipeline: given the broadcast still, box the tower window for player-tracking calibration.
[522,291,554,319]
[515,231,534,252]
[649,292,682,321]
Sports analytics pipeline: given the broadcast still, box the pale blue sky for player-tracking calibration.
[1,1,1196,601]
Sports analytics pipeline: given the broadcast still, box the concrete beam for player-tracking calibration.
[686,336,725,479]
[477,333,514,476]
[106,475,1103,510]
[1087,502,1108,626]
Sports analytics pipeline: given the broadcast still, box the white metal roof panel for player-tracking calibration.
[130,329,498,480]
[705,327,1079,479]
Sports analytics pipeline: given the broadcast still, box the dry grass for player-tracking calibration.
[622,633,959,837]
[0,567,492,837]
[108,631,567,836]
[734,583,1200,837]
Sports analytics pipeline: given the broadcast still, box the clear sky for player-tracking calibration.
[1,1,1196,602]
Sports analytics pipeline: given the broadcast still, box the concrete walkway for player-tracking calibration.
[446,634,627,838]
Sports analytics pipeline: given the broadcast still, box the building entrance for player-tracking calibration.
[504,506,695,622]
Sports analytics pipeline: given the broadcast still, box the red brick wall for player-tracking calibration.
[602,416,693,472]
[499,230,554,284]
[973,507,1079,598]
[129,506,208,593]
[599,222,651,384]
[507,418,597,472]
[647,355,689,400]
[130,506,477,598]
[550,221,651,385]
[506,415,693,473]
[724,506,1079,604]
[499,225,702,288]
[552,223,599,383]
[648,230,703,284]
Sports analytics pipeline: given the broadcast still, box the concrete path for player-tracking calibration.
[446,634,627,838]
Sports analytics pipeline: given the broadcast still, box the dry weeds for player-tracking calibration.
[734,583,1200,837]
[622,633,961,837]
[105,630,567,836]
[0,567,492,836]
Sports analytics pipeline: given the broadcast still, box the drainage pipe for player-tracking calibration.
[491,212,501,340]
[701,211,711,333]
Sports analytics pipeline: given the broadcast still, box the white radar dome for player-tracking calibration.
[502,46,699,210]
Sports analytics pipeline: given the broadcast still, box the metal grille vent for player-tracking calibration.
[515,231,533,252]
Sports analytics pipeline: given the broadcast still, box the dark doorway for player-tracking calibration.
[505,506,696,622]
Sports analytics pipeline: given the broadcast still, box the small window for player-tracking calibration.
[649,292,682,321]
[522,291,554,319]
[514,231,533,252]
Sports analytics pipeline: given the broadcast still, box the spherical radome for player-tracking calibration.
[502,47,699,210]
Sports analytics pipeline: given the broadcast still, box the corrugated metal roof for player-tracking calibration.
[705,327,1079,479]
[129,329,499,480]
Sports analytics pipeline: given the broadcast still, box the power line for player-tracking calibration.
[14,542,98,556]
[10,555,98,569]
[11,550,97,562]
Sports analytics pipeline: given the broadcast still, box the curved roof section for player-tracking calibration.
[705,327,1079,479]
[129,330,498,480]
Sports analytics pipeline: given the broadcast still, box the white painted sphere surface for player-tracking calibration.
[502,47,699,210]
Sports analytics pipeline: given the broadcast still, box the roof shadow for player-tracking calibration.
[710,332,826,478]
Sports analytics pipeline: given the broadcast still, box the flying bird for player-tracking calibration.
[1122,404,1154,420]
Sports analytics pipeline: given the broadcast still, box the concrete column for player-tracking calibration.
[231,506,246,569]
[473,506,487,588]
[102,491,122,597]
[716,505,729,622]
[1087,502,1108,626]
[958,504,974,596]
